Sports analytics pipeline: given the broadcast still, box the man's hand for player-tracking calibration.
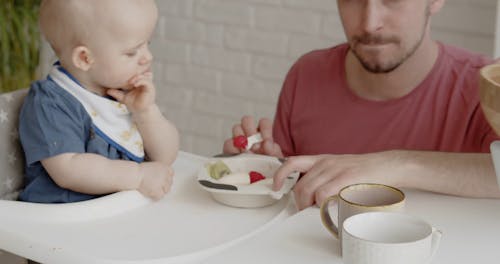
[137,161,174,200]
[273,151,404,210]
[223,115,284,158]
[106,72,156,114]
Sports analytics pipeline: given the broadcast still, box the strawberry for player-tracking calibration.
[233,135,248,149]
[249,171,265,184]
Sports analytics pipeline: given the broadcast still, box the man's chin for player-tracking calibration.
[362,64,399,74]
[360,61,401,74]
[353,52,402,74]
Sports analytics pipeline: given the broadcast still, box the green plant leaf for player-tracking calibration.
[0,0,41,92]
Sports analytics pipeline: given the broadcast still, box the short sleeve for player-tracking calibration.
[19,80,89,165]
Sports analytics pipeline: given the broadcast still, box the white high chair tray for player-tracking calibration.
[0,152,293,264]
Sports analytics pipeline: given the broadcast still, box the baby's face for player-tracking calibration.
[86,0,158,90]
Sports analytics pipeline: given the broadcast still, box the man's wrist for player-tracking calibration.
[388,150,424,189]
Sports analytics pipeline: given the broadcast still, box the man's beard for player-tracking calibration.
[350,8,430,74]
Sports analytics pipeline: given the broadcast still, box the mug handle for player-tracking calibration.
[426,228,443,263]
[319,195,340,239]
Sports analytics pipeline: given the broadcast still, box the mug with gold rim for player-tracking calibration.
[479,63,500,188]
[479,63,500,135]
[320,183,405,243]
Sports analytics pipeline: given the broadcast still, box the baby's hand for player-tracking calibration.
[137,161,174,200]
[106,72,156,114]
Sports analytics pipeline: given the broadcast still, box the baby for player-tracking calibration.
[18,0,179,203]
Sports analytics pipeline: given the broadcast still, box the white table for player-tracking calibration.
[2,151,500,263]
[203,190,500,264]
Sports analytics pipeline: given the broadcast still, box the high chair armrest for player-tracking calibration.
[1,88,28,201]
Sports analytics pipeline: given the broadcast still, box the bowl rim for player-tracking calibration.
[197,154,299,198]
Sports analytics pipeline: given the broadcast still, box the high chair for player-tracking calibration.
[0,87,293,264]
[0,88,29,263]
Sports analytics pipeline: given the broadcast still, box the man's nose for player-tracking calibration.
[360,1,384,34]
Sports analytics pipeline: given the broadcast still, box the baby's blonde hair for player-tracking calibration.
[39,0,93,58]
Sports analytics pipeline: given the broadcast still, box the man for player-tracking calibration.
[223,0,500,210]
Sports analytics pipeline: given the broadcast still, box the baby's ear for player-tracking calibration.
[71,46,94,71]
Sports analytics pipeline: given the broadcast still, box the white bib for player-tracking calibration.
[49,65,145,162]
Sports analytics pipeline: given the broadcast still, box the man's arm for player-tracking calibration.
[273,150,500,210]
[399,151,500,197]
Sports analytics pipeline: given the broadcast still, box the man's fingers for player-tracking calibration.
[293,165,337,210]
[262,140,283,158]
[232,124,245,137]
[241,115,258,136]
[228,124,245,153]
[258,118,273,139]
[223,138,241,154]
[314,180,343,208]
[294,189,315,210]
[228,116,275,155]
[272,155,319,191]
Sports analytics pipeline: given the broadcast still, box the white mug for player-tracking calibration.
[342,212,442,264]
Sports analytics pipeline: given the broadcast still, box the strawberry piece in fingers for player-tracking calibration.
[233,135,248,149]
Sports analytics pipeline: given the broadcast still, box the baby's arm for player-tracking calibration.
[133,104,179,164]
[41,153,173,200]
[107,73,179,165]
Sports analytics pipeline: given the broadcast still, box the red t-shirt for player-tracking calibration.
[273,43,499,156]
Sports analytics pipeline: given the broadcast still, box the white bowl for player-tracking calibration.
[197,154,299,208]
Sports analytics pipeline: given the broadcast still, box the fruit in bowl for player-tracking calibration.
[197,154,299,208]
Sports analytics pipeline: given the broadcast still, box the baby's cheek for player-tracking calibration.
[107,67,136,86]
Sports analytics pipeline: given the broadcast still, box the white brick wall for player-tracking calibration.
[432,0,497,55]
[154,0,339,157]
[151,0,499,157]
[37,0,499,157]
